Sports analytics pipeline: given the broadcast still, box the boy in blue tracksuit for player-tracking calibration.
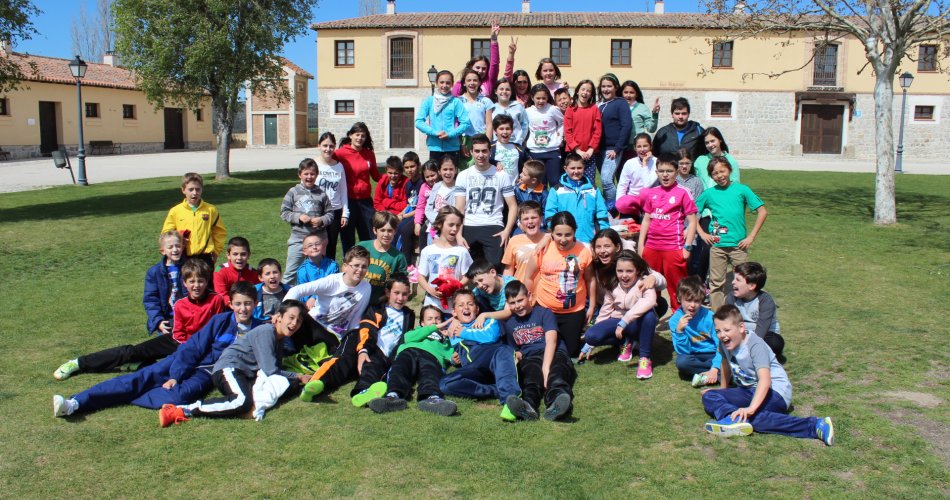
[670,277,722,388]
[143,230,186,335]
[53,283,262,418]
[544,152,610,244]
[415,70,470,163]
[438,289,527,421]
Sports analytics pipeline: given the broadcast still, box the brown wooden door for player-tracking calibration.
[389,108,414,149]
[39,101,59,155]
[164,108,184,149]
[800,104,844,154]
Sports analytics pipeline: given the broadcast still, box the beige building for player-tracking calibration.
[312,0,948,160]
[245,58,313,148]
[0,48,212,160]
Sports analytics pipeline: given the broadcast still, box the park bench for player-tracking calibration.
[0,146,10,161]
[90,140,122,155]
[51,148,76,184]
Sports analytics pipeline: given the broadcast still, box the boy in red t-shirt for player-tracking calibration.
[213,236,260,304]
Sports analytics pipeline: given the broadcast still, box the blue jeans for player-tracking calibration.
[598,152,621,210]
[528,150,562,188]
[583,310,657,358]
[439,343,520,405]
[675,352,716,375]
[702,387,818,439]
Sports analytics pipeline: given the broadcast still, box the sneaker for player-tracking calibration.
[299,379,325,402]
[704,417,753,437]
[351,381,387,408]
[500,404,517,422]
[53,359,80,380]
[617,342,634,363]
[367,395,407,414]
[407,265,418,284]
[691,373,708,387]
[158,404,189,428]
[119,362,142,372]
[543,393,572,421]
[418,395,457,416]
[505,395,539,421]
[53,395,78,417]
[636,358,653,379]
[816,417,835,446]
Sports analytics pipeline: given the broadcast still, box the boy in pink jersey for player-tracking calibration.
[637,154,698,310]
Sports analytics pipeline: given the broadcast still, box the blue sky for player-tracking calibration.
[16,0,701,100]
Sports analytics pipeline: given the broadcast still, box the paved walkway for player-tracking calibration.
[0,147,946,193]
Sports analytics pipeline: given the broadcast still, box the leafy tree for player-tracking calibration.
[113,0,318,179]
[0,0,41,93]
[704,0,950,225]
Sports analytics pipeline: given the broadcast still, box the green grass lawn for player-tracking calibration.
[1,169,947,497]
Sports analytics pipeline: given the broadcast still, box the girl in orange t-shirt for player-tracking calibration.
[524,211,596,357]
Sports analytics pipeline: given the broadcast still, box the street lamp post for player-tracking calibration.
[895,71,914,174]
[69,55,89,185]
[427,65,438,95]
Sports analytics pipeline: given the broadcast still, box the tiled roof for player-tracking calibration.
[280,57,314,79]
[6,52,140,90]
[312,12,723,30]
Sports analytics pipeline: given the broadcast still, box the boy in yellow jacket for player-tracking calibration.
[162,172,226,265]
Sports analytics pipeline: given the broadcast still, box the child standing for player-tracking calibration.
[254,258,291,322]
[595,74,632,211]
[421,156,459,246]
[451,23,501,97]
[535,58,566,95]
[637,155,698,311]
[616,133,658,218]
[564,79,602,185]
[695,157,768,309]
[502,201,547,284]
[489,114,527,180]
[281,158,334,285]
[581,251,658,378]
[213,236,261,302]
[490,78,529,146]
[336,122,381,252]
[544,153,609,245]
[671,276,722,387]
[693,127,740,190]
[368,305,457,416]
[459,68,494,162]
[513,160,547,209]
[727,262,784,358]
[417,206,473,314]
[396,152,424,272]
[314,132,349,261]
[412,160,440,255]
[415,70,468,164]
[373,155,409,215]
[525,84,564,187]
[676,148,707,278]
[143,230,185,336]
[701,305,834,446]
[161,172,226,265]
[620,80,659,163]
[357,212,409,304]
[653,97,705,159]
[502,280,576,421]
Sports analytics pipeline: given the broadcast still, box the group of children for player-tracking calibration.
[48,34,834,447]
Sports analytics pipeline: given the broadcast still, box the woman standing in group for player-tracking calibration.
[335,122,380,252]
[596,74,632,212]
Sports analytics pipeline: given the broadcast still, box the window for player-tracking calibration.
[335,100,355,115]
[918,45,937,72]
[0,97,8,116]
[389,108,415,148]
[611,39,631,66]
[389,37,413,79]
[813,44,838,86]
[471,39,491,60]
[713,41,734,68]
[122,104,135,119]
[914,105,935,121]
[550,39,571,66]
[710,101,733,117]
[85,103,100,118]
[194,108,203,121]
[335,40,354,66]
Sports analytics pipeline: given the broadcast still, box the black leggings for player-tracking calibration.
[554,310,588,357]
[78,334,179,373]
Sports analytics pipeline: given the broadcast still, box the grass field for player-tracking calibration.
[1,168,947,497]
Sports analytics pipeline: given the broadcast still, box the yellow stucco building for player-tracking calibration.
[0,47,213,160]
[312,1,948,160]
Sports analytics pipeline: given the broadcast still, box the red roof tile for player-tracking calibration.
[6,52,140,90]
[280,57,314,79]
[312,12,722,30]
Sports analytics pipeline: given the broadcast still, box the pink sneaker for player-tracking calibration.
[636,358,653,379]
[617,342,634,363]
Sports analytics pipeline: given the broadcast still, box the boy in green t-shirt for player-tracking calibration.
[357,211,409,304]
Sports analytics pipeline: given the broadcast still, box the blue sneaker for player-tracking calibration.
[704,417,753,437]
[816,417,834,446]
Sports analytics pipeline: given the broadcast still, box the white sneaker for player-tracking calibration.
[53,395,78,417]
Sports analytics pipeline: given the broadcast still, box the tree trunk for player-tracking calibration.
[214,104,232,180]
[872,72,896,225]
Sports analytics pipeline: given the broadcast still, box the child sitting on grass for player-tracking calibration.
[159,300,312,426]
[254,258,290,322]
[161,172,226,266]
[357,211,409,305]
[468,259,517,315]
[670,276,721,387]
[726,262,784,358]
[54,282,262,418]
[368,305,457,416]
[213,236,260,303]
[295,233,340,308]
[143,230,186,336]
[280,158,334,285]
[502,280,575,421]
[701,305,833,446]
[54,259,226,380]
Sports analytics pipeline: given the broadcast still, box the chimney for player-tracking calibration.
[386,0,395,15]
[734,1,747,14]
[522,0,531,14]
[103,50,115,66]
[654,0,664,14]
